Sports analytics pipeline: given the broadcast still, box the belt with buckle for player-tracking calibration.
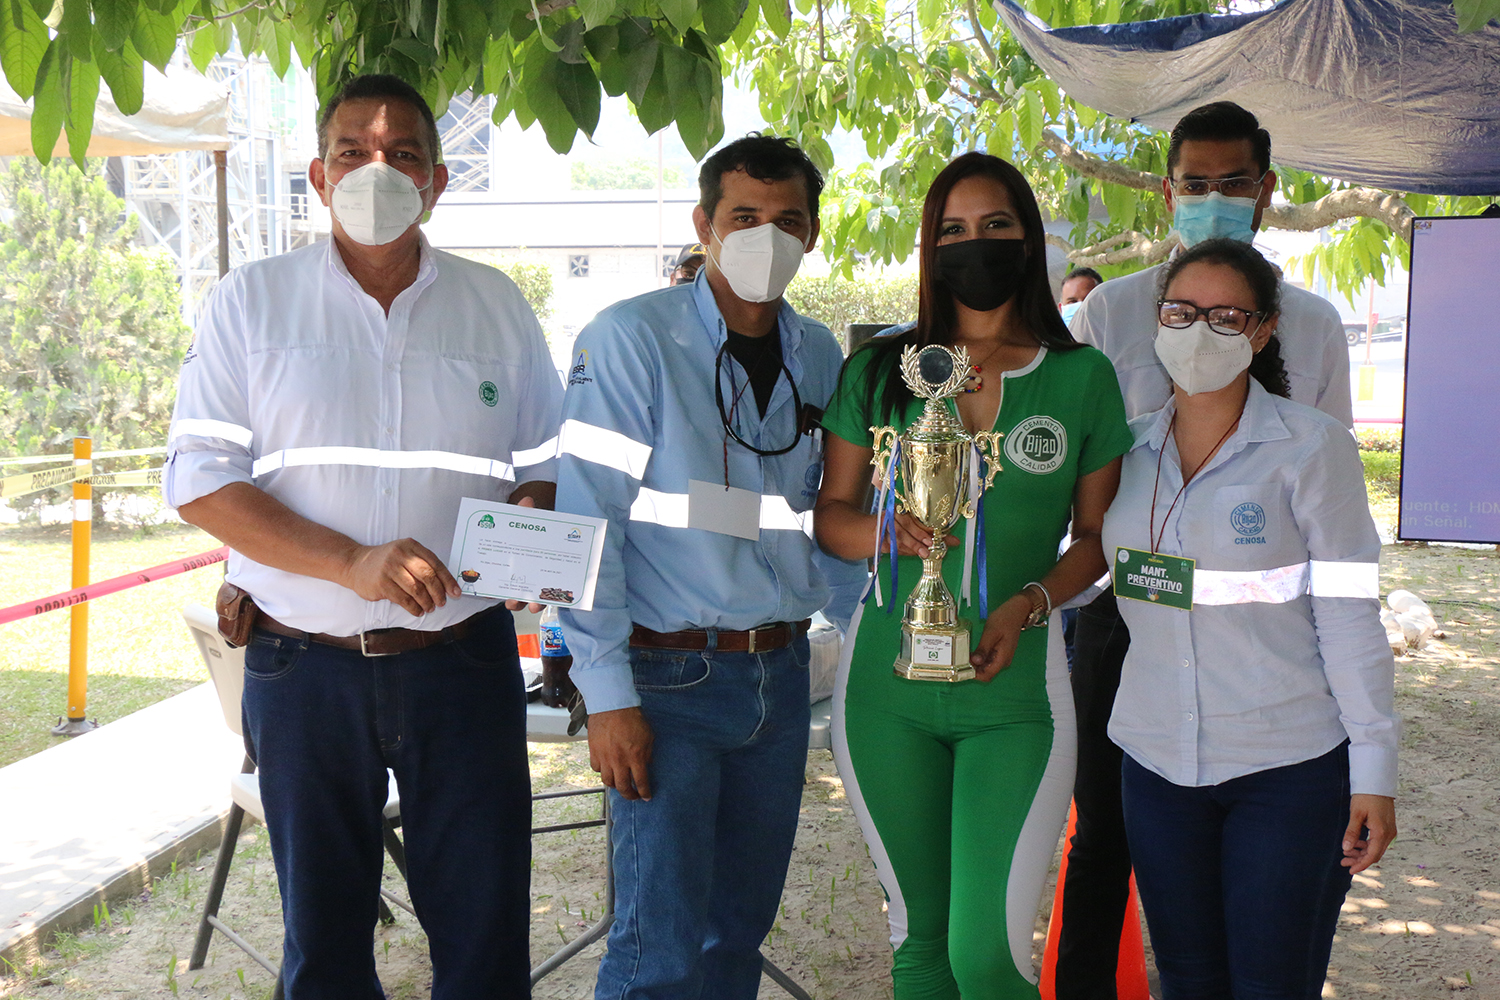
[256,604,502,657]
[629,619,811,654]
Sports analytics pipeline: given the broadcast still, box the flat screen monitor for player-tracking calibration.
[1399,216,1500,544]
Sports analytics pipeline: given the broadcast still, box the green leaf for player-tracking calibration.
[65,54,98,165]
[1454,0,1500,32]
[583,23,617,62]
[662,43,707,155]
[94,34,143,113]
[186,24,215,73]
[620,20,659,106]
[635,47,672,135]
[759,0,788,39]
[729,0,759,45]
[61,0,91,60]
[390,36,437,66]
[916,0,942,32]
[0,0,47,99]
[523,42,577,152]
[1020,87,1043,150]
[130,5,176,70]
[264,17,292,76]
[554,57,600,136]
[576,0,614,30]
[30,40,65,163]
[699,0,745,44]
[658,0,695,34]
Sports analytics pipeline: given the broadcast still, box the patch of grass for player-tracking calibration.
[0,522,224,768]
[1361,449,1401,502]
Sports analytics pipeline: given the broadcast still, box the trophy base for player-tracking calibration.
[894,623,974,682]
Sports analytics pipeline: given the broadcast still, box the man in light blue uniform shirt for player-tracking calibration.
[556,134,864,1000]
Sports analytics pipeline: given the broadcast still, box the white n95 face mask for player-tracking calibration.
[330,161,430,246]
[709,222,808,303]
[1154,321,1253,395]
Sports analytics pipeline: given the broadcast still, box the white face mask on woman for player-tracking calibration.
[330,161,431,246]
[708,222,808,303]
[1154,321,1253,395]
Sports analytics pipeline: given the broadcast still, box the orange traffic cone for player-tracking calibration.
[1040,801,1151,1000]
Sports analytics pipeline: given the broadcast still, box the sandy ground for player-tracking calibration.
[2,541,1498,999]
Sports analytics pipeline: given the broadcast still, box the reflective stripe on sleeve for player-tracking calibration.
[252,447,514,480]
[629,487,689,528]
[628,488,810,533]
[760,494,813,534]
[1193,562,1309,606]
[558,419,653,479]
[170,418,254,448]
[512,436,559,469]
[1309,560,1380,600]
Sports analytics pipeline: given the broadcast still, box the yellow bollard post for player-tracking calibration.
[52,437,99,737]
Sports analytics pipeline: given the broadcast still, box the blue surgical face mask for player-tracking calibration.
[1172,191,1258,247]
[1059,301,1083,326]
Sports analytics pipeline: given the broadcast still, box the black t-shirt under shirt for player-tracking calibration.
[724,327,783,418]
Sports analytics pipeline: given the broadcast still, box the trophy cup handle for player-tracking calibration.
[973,431,1004,491]
[871,426,901,496]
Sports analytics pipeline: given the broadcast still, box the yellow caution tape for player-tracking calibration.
[0,465,77,499]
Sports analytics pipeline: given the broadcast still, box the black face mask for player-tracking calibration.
[934,238,1027,312]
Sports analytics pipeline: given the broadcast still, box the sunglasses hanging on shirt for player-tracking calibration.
[713,341,822,457]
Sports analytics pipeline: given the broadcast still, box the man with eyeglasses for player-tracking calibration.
[553,133,864,1000]
[1058,101,1353,1000]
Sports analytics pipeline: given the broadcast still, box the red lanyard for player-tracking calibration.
[1148,412,1239,554]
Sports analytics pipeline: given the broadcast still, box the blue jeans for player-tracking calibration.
[1121,744,1354,1000]
[242,607,532,1000]
[594,633,813,1000]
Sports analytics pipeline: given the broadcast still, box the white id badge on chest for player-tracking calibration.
[688,479,761,540]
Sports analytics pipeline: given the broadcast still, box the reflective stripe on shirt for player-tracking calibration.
[170,418,255,448]
[251,446,515,481]
[1194,560,1381,605]
[512,435,559,469]
[627,486,811,532]
[559,418,653,479]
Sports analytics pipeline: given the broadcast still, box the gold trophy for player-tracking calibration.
[871,345,1003,682]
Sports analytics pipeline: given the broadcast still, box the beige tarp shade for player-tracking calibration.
[0,65,229,156]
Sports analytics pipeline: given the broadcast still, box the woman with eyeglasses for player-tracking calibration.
[813,152,1133,999]
[1101,238,1398,998]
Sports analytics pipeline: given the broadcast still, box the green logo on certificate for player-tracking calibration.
[479,381,498,407]
[477,514,495,528]
[1113,547,1194,610]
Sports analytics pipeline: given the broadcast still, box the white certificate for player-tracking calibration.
[448,498,608,611]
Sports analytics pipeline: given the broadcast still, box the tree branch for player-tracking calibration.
[964,0,999,70]
[185,1,268,24]
[1262,188,1415,243]
[1037,131,1160,192]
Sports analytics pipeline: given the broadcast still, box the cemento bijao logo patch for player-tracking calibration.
[1004,415,1068,474]
[479,380,499,407]
[1231,502,1265,535]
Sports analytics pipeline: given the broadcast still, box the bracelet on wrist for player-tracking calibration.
[1021,581,1052,629]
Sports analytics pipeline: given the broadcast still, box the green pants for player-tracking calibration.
[833,600,1075,1000]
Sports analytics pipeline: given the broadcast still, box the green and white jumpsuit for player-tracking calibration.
[822,342,1132,1000]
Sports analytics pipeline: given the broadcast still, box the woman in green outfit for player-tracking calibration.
[814,152,1133,999]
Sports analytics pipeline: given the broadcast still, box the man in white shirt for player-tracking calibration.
[1058,101,1355,1000]
[165,75,562,999]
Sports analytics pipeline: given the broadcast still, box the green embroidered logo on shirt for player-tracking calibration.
[479,381,499,407]
[1004,415,1068,474]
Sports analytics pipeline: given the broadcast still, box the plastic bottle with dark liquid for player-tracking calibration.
[538,605,577,709]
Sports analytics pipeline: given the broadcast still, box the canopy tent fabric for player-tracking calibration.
[995,0,1500,196]
[0,65,229,157]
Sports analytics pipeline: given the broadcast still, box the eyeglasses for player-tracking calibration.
[1158,300,1264,336]
[1170,173,1268,199]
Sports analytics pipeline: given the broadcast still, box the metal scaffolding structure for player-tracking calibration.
[119,62,494,324]
[120,55,320,324]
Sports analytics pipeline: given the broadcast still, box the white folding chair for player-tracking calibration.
[182,605,409,998]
